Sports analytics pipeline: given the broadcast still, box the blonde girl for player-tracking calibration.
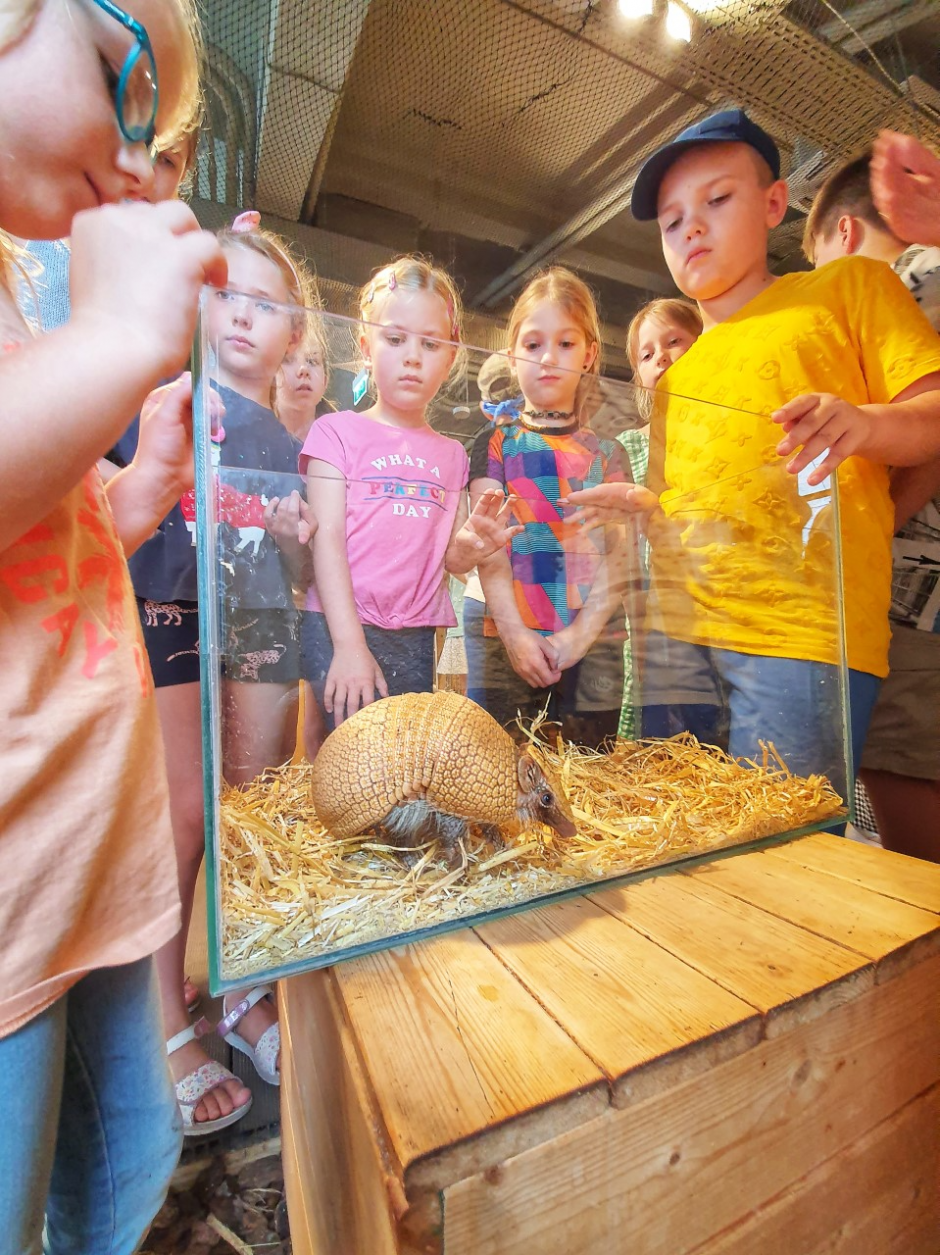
[300,254,520,728]
[616,298,703,736]
[469,266,628,747]
[0,0,226,1246]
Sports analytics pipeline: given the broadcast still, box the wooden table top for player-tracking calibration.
[282,833,940,1199]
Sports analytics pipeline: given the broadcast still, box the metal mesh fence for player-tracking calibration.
[193,0,940,348]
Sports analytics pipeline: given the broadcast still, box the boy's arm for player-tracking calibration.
[774,373,940,484]
[890,458,940,530]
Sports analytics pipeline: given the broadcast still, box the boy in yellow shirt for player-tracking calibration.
[589,109,940,779]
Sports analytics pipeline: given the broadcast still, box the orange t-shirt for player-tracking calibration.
[0,464,180,1037]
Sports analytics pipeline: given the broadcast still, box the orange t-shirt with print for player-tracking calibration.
[648,257,940,678]
[0,400,180,1036]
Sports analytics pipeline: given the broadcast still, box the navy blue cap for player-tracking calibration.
[631,109,781,221]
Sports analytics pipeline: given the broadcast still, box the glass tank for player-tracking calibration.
[192,290,850,993]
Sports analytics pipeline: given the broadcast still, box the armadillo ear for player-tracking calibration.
[517,753,541,793]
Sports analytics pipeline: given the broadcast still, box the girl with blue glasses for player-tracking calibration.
[0,1,226,1251]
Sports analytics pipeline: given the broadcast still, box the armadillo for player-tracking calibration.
[310,690,577,866]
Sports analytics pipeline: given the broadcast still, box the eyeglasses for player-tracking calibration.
[88,0,159,147]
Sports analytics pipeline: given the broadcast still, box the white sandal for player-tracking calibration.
[167,1018,253,1137]
[219,985,281,1087]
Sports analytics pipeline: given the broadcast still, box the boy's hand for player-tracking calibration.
[871,131,940,249]
[772,393,872,485]
[324,645,389,725]
[560,483,659,529]
[453,490,524,564]
[499,625,561,688]
[264,491,317,547]
[70,201,227,385]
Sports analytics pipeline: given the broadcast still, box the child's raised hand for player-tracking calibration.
[560,483,659,529]
[871,131,940,250]
[323,646,389,725]
[500,625,562,689]
[133,373,196,499]
[264,491,317,547]
[456,490,524,557]
[70,201,227,385]
[772,393,873,485]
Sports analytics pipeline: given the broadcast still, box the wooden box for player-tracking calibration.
[280,833,940,1254]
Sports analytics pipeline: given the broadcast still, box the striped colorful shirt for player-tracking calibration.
[470,418,625,634]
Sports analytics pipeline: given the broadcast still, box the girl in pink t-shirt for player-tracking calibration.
[300,255,521,727]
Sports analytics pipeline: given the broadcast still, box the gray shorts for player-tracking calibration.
[860,623,940,780]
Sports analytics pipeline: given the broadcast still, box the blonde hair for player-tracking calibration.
[217,223,315,315]
[626,298,703,373]
[358,254,465,392]
[626,297,702,419]
[507,267,602,377]
[359,254,463,341]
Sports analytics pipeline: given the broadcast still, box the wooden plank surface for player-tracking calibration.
[331,928,608,1189]
[687,847,939,960]
[694,1086,940,1255]
[594,871,873,1034]
[476,894,761,1104]
[442,954,940,1255]
[772,832,940,913]
[280,971,401,1255]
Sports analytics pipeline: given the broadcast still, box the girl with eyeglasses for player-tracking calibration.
[0,1,225,1249]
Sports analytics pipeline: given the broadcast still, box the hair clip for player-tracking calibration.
[231,210,260,234]
[365,283,376,306]
[387,273,397,291]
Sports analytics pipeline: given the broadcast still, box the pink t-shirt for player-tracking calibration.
[300,410,469,629]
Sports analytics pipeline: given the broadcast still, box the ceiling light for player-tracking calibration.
[618,0,654,17]
[665,1,692,41]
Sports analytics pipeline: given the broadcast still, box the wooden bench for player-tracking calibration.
[280,833,940,1254]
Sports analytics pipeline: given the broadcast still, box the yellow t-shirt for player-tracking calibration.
[649,257,940,678]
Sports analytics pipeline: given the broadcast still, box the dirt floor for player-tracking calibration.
[142,1153,290,1255]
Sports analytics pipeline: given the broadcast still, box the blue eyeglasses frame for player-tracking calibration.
[88,0,160,147]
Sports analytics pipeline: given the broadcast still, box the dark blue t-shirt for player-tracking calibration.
[114,385,303,607]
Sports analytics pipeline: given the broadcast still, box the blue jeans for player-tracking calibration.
[0,957,182,1255]
[640,634,881,792]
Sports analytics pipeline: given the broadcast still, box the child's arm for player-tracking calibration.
[308,461,388,724]
[0,202,225,553]
[444,487,524,576]
[547,530,630,671]
[559,482,661,529]
[773,373,940,485]
[105,375,195,555]
[471,477,561,689]
[890,458,940,530]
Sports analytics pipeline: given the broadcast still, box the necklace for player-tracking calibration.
[521,409,574,421]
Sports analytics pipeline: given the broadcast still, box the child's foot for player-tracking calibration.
[220,986,281,1086]
[183,975,201,1013]
[167,1024,253,1132]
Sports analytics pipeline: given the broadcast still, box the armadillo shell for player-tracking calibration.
[310,691,519,839]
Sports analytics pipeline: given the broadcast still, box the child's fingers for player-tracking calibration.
[375,670,389,699]
[771,394,820,428]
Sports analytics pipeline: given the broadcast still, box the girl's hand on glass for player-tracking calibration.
[500,625,561,688]
[324,646,389,724]
[69,201,227,383]
[264,491,317,547]
[455,490,524,560]
[559,483,659,529]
